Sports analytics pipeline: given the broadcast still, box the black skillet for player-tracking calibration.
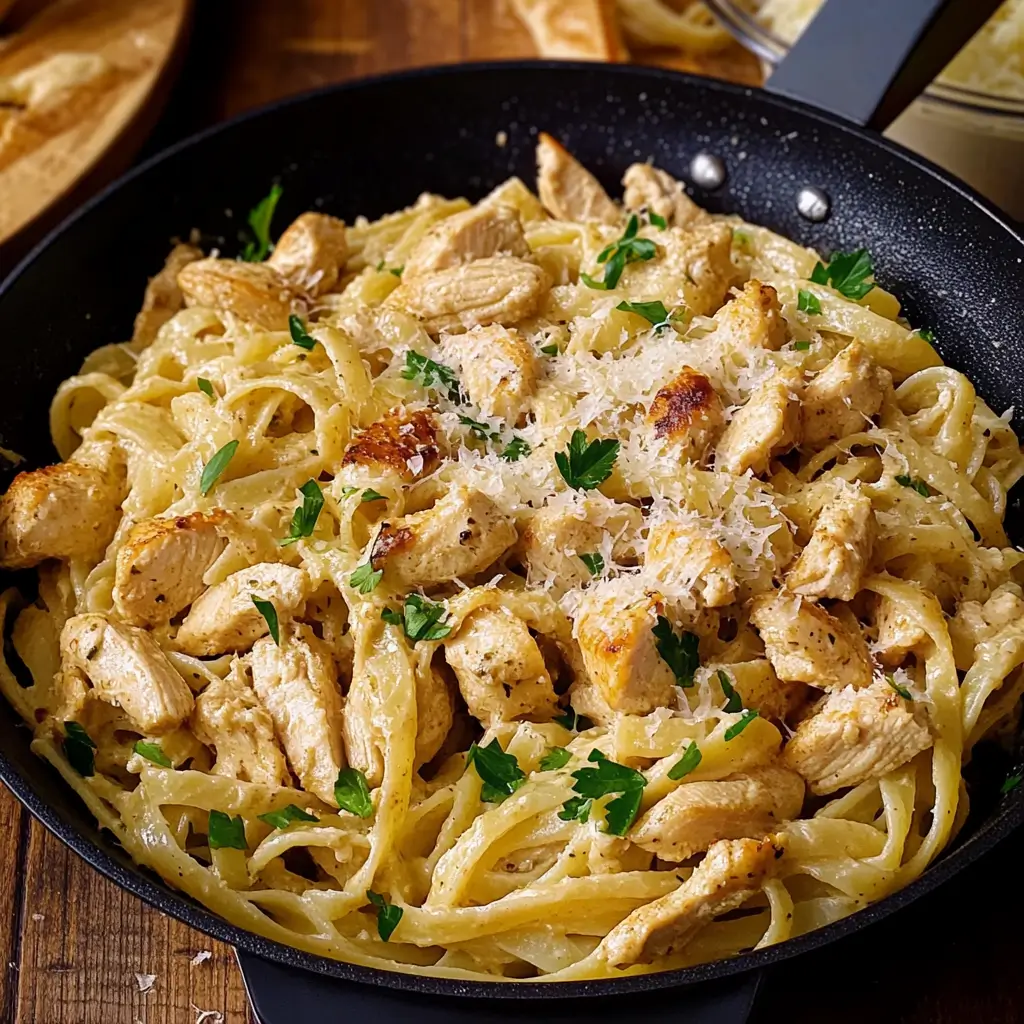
[0,0,1021,1020]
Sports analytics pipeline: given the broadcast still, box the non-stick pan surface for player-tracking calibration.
[0,62,1023,1005]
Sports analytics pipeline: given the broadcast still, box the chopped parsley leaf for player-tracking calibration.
[335,767,374,817]
[134,740,171,768]
[281,479,324,546]
[579,552,605,577]
[401,350,462,402]
[540,344,559,356]
[240,183,282,262]
[615,299,670,328]
[1001,770,1023,795]
[288,314,317,350]
[258,804,319,830]
[668,741,702,781]
[915,328,935,344]
[581,215,657,290]
[794,340,811,351]
[466,739,526,803]
[208,809,247,850]
[197,377,215,400]
[648,211,668,229]
[558,795,592,823]
[500,437,531,462]
[718,669,743,713]
[63,721,96,776]
[797,289,821,315]
[539,747,572,772]
[567,749,647,835]
[895,474,930,497]
[199,440,239,496]
[554,707,590,732]
[724,709,760,741]
[555,429,619,490]
[366,890,403,941]
[381,593,451,643]
[652,616,700,688]
[361,488,386,503]
[459,414,500,442]
[886,673,913,700]
[349,561,382,594]
[251,597,280,645]
[389,265,404,278]
[810,248,875,300]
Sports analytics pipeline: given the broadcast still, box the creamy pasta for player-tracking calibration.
[1,135,1021,982]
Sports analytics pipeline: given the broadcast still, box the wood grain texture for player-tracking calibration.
[2,2,1020,1022]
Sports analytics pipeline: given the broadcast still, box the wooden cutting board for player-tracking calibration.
[0,0,192,258]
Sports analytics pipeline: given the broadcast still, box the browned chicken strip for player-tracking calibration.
[404,204,530,277]
[267,212,348,296]
[131,243,204,350]
[536,132,620,224]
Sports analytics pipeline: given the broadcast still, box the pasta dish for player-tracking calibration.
[2,135,1022,981]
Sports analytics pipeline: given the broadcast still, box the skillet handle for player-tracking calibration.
[763,0,1003,130]
[236,950,762,1023]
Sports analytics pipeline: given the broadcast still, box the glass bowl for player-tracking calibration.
[705,0,1024,218]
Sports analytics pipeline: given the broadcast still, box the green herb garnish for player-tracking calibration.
[566,749,647,836]
[718,669,742,713]
[281,479,324,546]
[466,739,526,803]
[794,341,811,351]
[288,314,316,351]
[558,796,592,823]
[886,673,913,700]
[539,747,572,772]
[555,429,619,491]
[361,488,386,503]
[199,440,239,496]
[648,212,668,229]
[797,289,821,315]
[652,617,700,688]
[810,248,875,300]
[500,437,531,462]
[1001,771,1023,795]
[208,810,247,850]
[540,344,559,356]
[381,593,451,643]
[554,707,589,732]
[335,767,373,817]
[251,597,280,645]
[581,215,657,290]
[895,474,930,497]
[579,552,605,577]
[349,561,383,594]
[366,890,403,941]
[915,328,935,344]
[724,709,760,741]
[134,740,171,768]
[240,183,283,262]
[459,414,500,442]
[389,265,404,278]
[667,741,702,781]
[401,351,462,402]
[197,377,215,400]
[63,721,96,777]
[616,299,670,328]
[258,804,319,830]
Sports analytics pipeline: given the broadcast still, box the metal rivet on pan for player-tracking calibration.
[796,186,831,222]
[690,151,726,190]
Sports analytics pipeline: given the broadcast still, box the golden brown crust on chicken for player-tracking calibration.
[783,680,932,794]
[713,280,788,351]
[750,590,873,691]
[340,409,440,482]
[600,835,786,967]
[536,133,621,224]
[177,258,300,331]
[113,510,233,627]
[131,243,204,350]
[631,765,804,861]
[267,212,349,296]
[648,367,725,460]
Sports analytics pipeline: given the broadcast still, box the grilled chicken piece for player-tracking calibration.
[113,510,233,627]
[626,222,734,317]
[386,256,549,334]
[750,590,873,691]
[872,593,928,668]
[645,518,737,607]
[715,367,803,476]
[783,680,932,794]
[536,132,620,224]
[370,485,517,588]
[648,367,725,461]
[266,212,349,296]
[250,624,345,805]
[948,585,1024,670]
[444,605,559,726]
[414,666,455,766]
[175,563,310,656]
[0,451,126,569]
[190,666,290,787]
[712,280,787,351]
[61,613,194,735]
[441,325,539,422]
[512,0,628,60]
[803,341,890,447]
[131,243,204,350]
[405,204,530,278]
[631,766,804,861]
[622,163,709,230]
[340,409,440,482]
[177,258,299,331]
[785,483,875,602]
[600,835,786,967]
[519,499,641,591]
[575,585,676,716]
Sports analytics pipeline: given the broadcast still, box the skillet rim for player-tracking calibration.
[1,59,1022,999]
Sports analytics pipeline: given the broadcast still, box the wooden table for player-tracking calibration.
[2,2,1022,1021]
